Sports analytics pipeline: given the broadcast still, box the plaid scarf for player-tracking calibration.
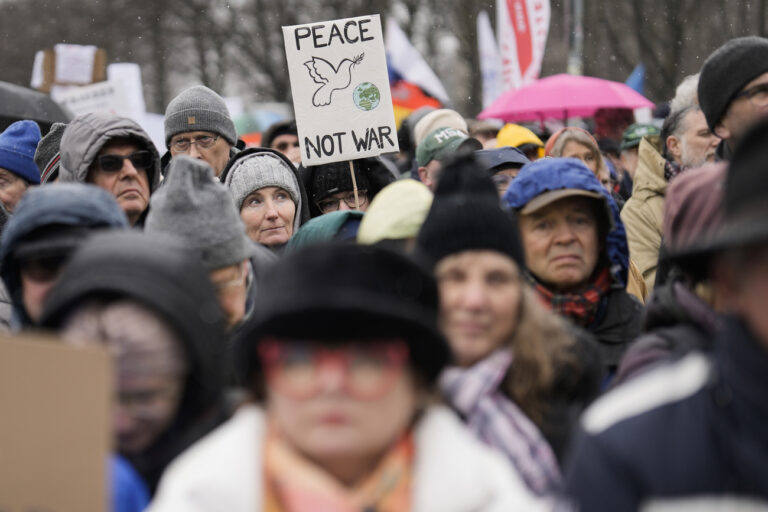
[529,267,612,327]
[440,349,561,495]
[664,159,684,182]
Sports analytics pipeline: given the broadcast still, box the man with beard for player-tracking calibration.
[621,76,719,293]
[661,105,719,171]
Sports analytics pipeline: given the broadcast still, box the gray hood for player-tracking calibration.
[59,111,161,192]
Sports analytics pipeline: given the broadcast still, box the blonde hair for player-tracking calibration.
[549,128,609,179]
[502,286,578,424]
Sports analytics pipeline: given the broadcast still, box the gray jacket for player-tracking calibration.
[59,111,161,193]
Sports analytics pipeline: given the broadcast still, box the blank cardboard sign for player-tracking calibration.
[0,335,112,512]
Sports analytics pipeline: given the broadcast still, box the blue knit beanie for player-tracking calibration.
[0,121,42,184]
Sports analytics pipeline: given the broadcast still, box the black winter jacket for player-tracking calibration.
[564,316,768,511]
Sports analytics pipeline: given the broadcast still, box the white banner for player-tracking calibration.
[497,0,551,91]
[283,15,399,166]
[477,11,503,108]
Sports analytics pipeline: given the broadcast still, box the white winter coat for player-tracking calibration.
[149,404,547,511]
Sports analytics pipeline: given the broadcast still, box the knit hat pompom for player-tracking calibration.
[416,153,525,268]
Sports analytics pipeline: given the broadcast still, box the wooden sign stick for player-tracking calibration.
[349,160,360,209]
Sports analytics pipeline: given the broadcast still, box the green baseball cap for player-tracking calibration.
[416,127,481,167]
[620,123,660,151]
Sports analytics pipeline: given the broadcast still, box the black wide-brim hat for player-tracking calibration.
[234,243,450,385]
[667,118,768,272]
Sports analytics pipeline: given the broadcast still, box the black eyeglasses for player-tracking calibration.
[733,83,768,109]
[97,150,154,173]
[316,190,369,214]
[171,135,220,152]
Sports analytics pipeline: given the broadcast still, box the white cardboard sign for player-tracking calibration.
[52,80,132,118]
[283,14,399,166]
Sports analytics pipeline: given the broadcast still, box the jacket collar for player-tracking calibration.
[633,135,668,198]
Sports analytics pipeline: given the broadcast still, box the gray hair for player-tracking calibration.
[670,74,700,113]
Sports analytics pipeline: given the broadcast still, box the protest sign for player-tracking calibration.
[30,45,107,93]
[51,80,132,119]
[283,14,399,166]
[0,335,112,512]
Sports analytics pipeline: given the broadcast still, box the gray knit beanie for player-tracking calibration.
[35,122,67,184]
[223,151,302,235]
[164,85,237,147]
[145,155,253,270]
[698,36,768,132]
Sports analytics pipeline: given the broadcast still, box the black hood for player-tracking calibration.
[39,231,227,492]
[0,183,129,328]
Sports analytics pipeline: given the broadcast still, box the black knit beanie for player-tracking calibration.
[698,36,768,132]
[416,153,526,268]
[309,160,371,203]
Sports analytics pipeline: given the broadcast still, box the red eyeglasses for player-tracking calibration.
[257,338,410,401]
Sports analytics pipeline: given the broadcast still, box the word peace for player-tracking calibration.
[294,19,375,51]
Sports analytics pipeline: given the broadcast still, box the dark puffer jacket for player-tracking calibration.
[40,231,228,495]
[565,316,768,510]
[612,278,719,386]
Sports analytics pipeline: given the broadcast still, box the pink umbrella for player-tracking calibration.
[478,73,655,122]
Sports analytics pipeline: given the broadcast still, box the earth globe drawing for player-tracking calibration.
[353,82,381,111]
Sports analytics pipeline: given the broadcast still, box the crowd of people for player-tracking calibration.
[2,34,768,511]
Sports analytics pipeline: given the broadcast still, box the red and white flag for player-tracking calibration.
[497,0,551,91]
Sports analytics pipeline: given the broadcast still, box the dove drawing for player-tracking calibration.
[304,53,365,107]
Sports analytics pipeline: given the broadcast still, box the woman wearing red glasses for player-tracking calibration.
[150,244,545,511]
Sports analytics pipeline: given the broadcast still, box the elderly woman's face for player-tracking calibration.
[60,300,187,455]
[561,140,598,174]
[261,338,417,476]
[240,186,296,247]
[435,250,522,367]
[519,196,600,292]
